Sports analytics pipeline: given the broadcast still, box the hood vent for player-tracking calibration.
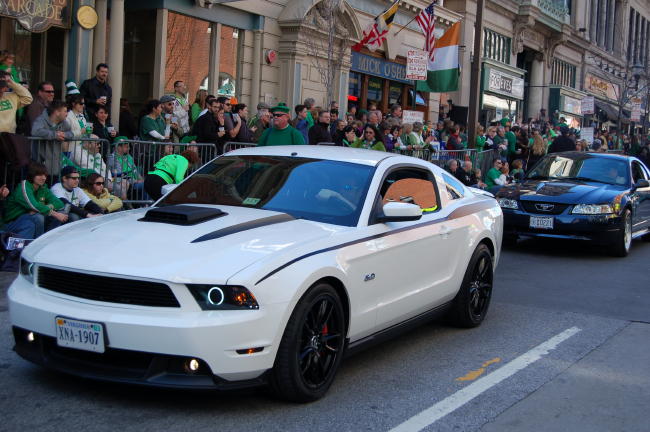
[140,205,227,226]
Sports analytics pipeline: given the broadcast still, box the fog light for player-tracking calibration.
[27,332,35,342]
[187,358,200,372]
[236,347,264,355]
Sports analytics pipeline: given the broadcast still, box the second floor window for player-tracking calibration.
[483,29,511,64]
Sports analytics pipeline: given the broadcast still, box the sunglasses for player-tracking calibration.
[272,113,286,118]
[94,181,104,185]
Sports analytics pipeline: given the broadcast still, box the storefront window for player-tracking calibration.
[165,12,210,101]
[348,71,360,109]
[218,25,239,97]
[388,82,402,105]
[367,76,382,107]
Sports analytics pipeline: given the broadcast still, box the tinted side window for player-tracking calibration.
[442,173,465,200]
[631,162,647,183]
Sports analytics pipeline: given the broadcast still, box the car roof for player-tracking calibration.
[225,145,398,166]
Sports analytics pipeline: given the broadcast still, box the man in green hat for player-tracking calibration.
[257,103,305,146]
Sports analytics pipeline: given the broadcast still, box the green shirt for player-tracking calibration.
[3,181,64,223]
[351,138,386,152]
[257,125,305,146]
[505,131,517,156]
[475,135,486,151]
[485,167,502,188]
[190,103,202,124]
[139,115,166,141]
[149,154,189,184]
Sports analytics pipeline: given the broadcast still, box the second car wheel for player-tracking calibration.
[448,243,494,328]
[611,209,632,257]
[270,283,346,402]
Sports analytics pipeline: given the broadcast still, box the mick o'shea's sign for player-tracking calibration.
[0,0,71,33]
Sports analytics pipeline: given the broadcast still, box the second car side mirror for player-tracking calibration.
[377,202,422,223]
[633,179,650,189]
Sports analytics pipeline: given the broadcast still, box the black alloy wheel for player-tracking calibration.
[271,283,346,402]
[449,243,493,328]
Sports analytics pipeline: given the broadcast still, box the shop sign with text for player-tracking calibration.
[0,0,71,33]
[561,95,582,116]
[584,74,619,102]
[485,67,524,100]
[351,52,410,84]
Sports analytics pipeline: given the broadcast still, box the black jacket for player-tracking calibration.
[548,135,575,154]
[60,197,104,217]
[80,77,112,122]
[308,122,332,145]
[192,113,227,153]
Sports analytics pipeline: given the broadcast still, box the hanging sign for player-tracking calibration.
[406,50,428,81]
[581,127,594,144]
[581,96,594,115]
[402,110,425,124]
[631,99,642,122]
[0,0,71,33]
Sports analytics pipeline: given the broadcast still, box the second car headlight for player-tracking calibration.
[187,284,259,310]
[20,258,34,283]
[571,204,614,214]
[497,198,519,209]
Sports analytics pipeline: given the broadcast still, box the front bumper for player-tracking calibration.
[8,274,289,388]
[502,209,624,244]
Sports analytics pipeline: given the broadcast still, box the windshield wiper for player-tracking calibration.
[562,176,614,184]
[525,175,548,180]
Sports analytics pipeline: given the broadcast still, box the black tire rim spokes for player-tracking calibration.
[299,297,342,388]
[469,255,492,319]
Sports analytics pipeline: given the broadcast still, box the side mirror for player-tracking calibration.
[377,202,422,223]
[633,179,650,189]
[161,183,178,196]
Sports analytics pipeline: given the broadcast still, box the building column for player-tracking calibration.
[208,23,222,96]
[457,16,475,108]
[152,9,168,98]
[607,0,615,51]
[108,0,124,123]
[527,55,544,120]
[589,0,597,42]
[92,0,108,67]
[250,29,262,107]
[597,0,606,47]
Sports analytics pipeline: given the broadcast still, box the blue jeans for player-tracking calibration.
[4,213,63,239]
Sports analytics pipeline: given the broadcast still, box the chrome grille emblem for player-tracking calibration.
[535,203,554,212]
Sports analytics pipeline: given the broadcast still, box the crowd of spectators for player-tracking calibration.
[2,56,650,240]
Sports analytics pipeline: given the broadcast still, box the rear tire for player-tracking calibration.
[611,209,632,257]
[270,283,346,402]
[449,243,494,328]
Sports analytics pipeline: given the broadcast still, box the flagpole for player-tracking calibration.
[394,0,437,36]
[467,0,485,149]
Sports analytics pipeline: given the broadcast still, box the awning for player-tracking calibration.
[594,100,629,121]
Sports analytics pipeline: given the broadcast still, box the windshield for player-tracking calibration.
[525,155,629,186]
[159,155,375,226]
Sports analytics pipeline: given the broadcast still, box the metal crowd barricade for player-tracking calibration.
[391,147,433,161]
[476,149,500,180]
[430,149,478,169]
[28,136,112,186]
[116,140,218,205]
[223,141,257,153]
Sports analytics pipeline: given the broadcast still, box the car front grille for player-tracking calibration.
[37,266,180,307]
[520,201,570,215]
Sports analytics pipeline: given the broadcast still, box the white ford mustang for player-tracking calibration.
[9,145,503,402]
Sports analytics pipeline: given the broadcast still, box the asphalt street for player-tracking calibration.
[0,237,649,432]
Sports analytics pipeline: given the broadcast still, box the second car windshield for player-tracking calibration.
[526,155,629,185]
[158,155,374,226]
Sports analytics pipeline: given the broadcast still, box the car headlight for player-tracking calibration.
[497,198,518,209]
[186,284,259,310]
[20,258,34,283]
[571,204,614,215]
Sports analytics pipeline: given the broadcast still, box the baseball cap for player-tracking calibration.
[256,102,270,111]
[160,95,175,103]
[61,166,79,178]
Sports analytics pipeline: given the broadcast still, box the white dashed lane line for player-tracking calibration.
[389,326,582,432]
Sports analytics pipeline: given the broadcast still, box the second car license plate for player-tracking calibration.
[55,317,105,353]
[529,216,554,229]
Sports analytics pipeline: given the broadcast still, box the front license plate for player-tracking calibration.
[55,317,105,353]
[529,216,554,229]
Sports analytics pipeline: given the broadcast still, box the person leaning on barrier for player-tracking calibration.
[70,137,114,190]
[50,166,104,221]
[82,173,123,213]
[2,163,67,239]
[351,125,385,151]
[139,99,168,142]
[31,100,73,178]
[108,136,145,200]
[144,149,200,201]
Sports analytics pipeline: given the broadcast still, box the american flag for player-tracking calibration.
[416,2,437,61]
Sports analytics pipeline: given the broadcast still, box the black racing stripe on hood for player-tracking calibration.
[191,213,295,243]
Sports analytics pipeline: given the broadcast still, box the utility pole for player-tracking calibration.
[467,0,485,148]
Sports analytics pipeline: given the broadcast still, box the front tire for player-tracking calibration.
[611,209,632,257]
[449,243,494,328]
[270,283,346,402]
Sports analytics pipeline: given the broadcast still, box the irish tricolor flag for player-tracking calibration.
[416,21,460,93]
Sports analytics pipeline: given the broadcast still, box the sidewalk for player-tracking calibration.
[481,322,650,432]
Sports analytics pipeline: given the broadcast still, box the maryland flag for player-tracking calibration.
[352,0,400,52]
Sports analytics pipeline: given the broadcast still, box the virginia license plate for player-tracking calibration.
[55,317,105,353]
[529,216,554,229]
